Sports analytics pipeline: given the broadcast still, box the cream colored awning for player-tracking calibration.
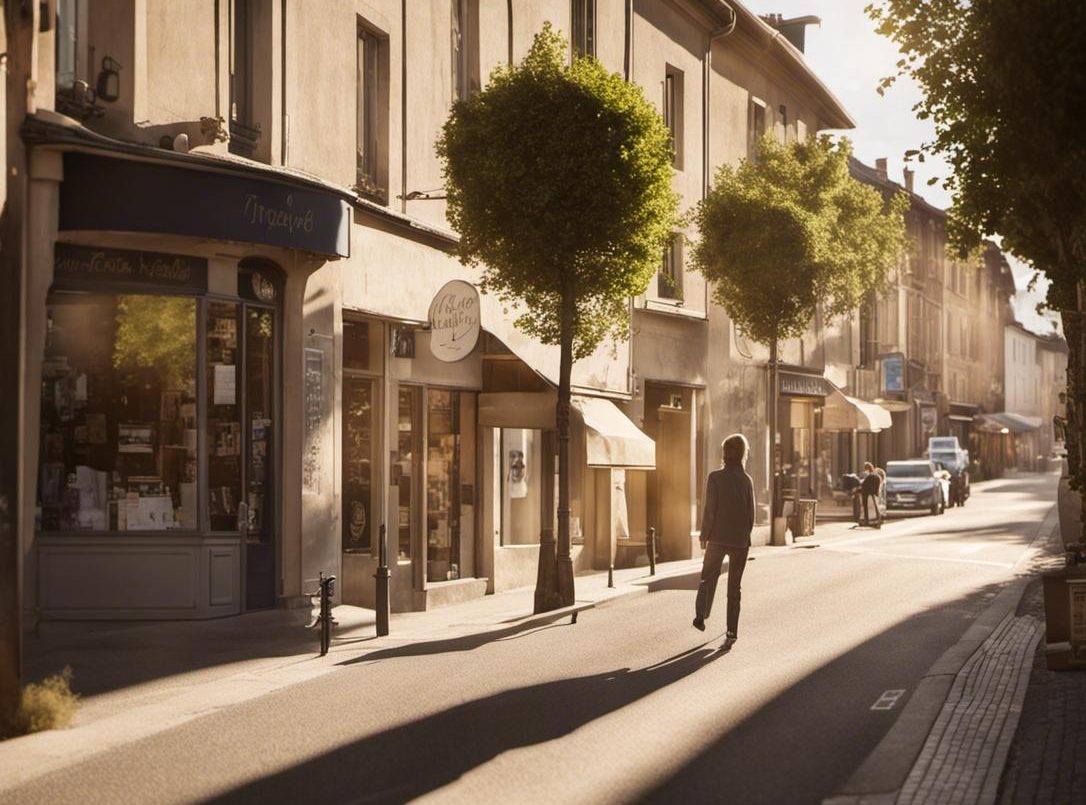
[572,396,656,469]
[823,387,893,433]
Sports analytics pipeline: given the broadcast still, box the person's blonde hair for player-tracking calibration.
[722,433,749,466]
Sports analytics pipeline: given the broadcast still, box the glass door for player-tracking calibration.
[244,306,276,609]
[204,298,277,610]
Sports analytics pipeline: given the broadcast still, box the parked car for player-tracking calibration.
[927,436,970,506]
[885,460,948,515]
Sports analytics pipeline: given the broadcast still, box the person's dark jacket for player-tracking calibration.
[700,463,756,547]
[860,471,881,495]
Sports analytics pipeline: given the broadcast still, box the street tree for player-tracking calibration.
[691,134,907,535]
[866,0,1086,524]
[437,25,678,611]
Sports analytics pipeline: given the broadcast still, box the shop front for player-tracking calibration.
[819,384,892,511]
[27,146,350,619]
[776,370,831,504]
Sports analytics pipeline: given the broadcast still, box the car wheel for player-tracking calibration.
[930,495,940,516]
[939,493,946,514]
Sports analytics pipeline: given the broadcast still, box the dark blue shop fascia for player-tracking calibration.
[59,152,350,258]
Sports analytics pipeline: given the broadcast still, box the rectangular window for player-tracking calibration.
[571,0,596,58]
[55,0,84,89]
[859,299,876,368]
[39,294,198,533]
[229,0,260,157]
[658,234,683,300]
[664,66,684,169]
[451,0,478,100]
[357,22,388,202]
[499,428,543,546]
[778,104,788,143]
[749,97,766,157]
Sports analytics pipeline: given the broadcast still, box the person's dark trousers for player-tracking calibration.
[862,492,881,526]
[695,543,750,634]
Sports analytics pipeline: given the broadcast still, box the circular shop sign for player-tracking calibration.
[428,280,480,363]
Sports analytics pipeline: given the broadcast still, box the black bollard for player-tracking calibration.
[607,565,614,588]
[318,572,336,656]
[647,527,657,576]
[375,524,390,637]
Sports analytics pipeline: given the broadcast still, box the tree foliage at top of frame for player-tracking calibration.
[691,134,908,346]
[866,0,1086,306]
[437,24,679,359]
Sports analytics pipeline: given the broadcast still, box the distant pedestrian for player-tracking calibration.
[693,433,755,640]
[860,462,882,528]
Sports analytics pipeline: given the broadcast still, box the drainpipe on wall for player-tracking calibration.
[702,4,736,318]
[401,0,408,214]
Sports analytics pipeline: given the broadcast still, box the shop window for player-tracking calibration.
[658,234,682,300]
[343,377,376,552]
[343,318,383,372]
[499,428,543,546]
[55,0,85,89]
[395,387,420,559]
[39,294,197,532]
[357,20,389,203]
[427,390,461,581]
[207,301,242,531]
[571,0,596,58]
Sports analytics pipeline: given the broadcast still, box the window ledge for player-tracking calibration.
[639,298,707,320]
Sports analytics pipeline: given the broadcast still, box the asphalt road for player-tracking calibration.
[4,474,1056,805]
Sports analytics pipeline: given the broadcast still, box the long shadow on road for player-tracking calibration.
[205,641,732,805]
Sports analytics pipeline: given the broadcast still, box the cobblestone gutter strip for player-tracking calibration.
[896,613,1042,805]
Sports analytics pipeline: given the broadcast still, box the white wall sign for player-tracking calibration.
[428,280,480,362]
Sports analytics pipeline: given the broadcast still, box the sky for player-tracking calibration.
[744,0,1058,335]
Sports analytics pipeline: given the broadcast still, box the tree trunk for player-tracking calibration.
[555,289,576,607]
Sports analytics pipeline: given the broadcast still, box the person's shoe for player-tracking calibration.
[725,630,738,641]
[692,617,706,632]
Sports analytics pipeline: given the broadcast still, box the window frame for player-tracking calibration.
[356,19,390,204]
[664,65,684,170]
[657,233,683,301]
[571,0,596,59]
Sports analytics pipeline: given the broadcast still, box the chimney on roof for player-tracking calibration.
[760,14,821,53]
[875,158,888,179]
[903,167,914,193]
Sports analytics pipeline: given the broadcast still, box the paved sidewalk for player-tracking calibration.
[997,540,1086,803]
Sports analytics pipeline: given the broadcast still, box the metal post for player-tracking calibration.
[607,565,614,588]
[769,339,783,545]
[374,524,390,637]
[646,526,657,576]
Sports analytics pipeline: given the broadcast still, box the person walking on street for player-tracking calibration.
[693,433,755,640]
[860,462,882,528]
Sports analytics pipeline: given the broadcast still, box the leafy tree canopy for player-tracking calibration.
[691,135,908,345]
[867,0,1086,306]
[436,23,678,359]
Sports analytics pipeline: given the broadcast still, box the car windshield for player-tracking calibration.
[929,439,956,450]
[886,463,931,479]
[931,451,957,464]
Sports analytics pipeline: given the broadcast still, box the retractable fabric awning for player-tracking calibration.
[572,396,656,469]
[977,412,1043,433]
[822,387,893,433]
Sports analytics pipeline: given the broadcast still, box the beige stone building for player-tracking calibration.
[9,0,863,622]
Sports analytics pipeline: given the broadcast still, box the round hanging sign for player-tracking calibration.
[428,280,480,363]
